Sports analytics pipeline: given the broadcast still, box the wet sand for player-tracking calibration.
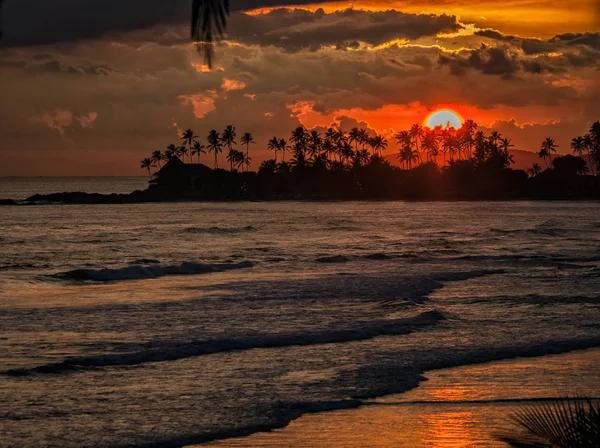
[205,348,600,447]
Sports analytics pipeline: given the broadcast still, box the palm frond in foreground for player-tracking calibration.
[191,0,230,68]
[497,397,600,448]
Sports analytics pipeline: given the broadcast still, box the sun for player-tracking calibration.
[425,110,463,129]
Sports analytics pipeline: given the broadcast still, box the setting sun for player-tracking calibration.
[425,110,463,130]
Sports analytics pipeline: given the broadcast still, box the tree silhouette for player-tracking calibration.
[279,138,289,162]
[140,158,155,178]
[207,129,222,169]
[527,163,542,178]
[181,129,198,163]
[192,141,206,163]
[151,150,164,169]
[539,137,558,168]
[165,144,178,160]
[240,132,255,172]
[222,125,237,171]
[267,137,280,164]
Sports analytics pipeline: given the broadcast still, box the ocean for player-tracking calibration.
[1,178,600,447]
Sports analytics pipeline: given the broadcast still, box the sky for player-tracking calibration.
[0,0,599,175]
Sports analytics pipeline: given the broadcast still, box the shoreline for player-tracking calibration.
[202,347,600,447]
[2,191,600,206]
[137,341,600,448]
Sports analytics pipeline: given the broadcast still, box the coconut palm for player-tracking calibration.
[527,163,542,178]
[181,129,198,162]
[409,124,424,163]
[398,145,418,169]
[192,141,206,163]
[349,127,361,152]
[278,138,289,162]
[290,126,308,154]
[165,144,178,160]
[151,150,164,169]
[207,129,222,169]
[307,130,322,160]
[497,396,600,448]
[422,130,439,164]
[191,0,230,68]
[221,125,237,171]
[267,137,280,164]
[140,158,155,178]
[539,137,558,168]
[240,132,255,172]
[179,145,189,162]
[370,134,388,157]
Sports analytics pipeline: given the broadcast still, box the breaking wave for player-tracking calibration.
[53,261,254,282]
[4,310,446,376]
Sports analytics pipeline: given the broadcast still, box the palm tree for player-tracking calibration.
[151,150,164,169]
[140,158,155,178]
[179,145,189,162]
[422,130,439,164]
[207,129,222,169]
[497,396,600,448]
[290,126,307,154]
[409,124,424,163]
[267,137,280,164]
[240,132,255,172]
[398,145,418,169]
[191,141,206,163]
[227,148,241,171]
[349,127,361,152]
[539,137,558,168]
[307,130,322,160]
[370,134,388,157]
[165,143,178,160]
[527,163,542,178]
[221,125,237,171]
[279,138,289,162]
[191,0,230,68]
[181,129,198,162]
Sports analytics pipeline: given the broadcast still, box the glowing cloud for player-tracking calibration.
[178,90,218,118]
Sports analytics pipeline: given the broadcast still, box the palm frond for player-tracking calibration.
[191,0,230,68]
[497,397,600,448]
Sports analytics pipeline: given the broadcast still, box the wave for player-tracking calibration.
[52,260,254,282]
[85,338,600,448]
[3,310,446,376]
[183,225,256,234]
[316,255,351,263]
[486,227,569,237]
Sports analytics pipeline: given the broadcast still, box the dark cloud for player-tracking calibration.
[551,32,600,49]
[439,44,521,77]
[0,0,344,47]
[226,9,463,51]
[25,59,115,75]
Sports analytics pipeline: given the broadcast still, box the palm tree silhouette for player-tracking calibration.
[539,137,558,168]
[279,138,289,162]
[207,129,222,169]
[221,125,237,171]
[192,141,206,163]
[307,130,322,160]
[151,150,164,169]
[410,124,424,163]
[179,145,189,162]
[371,134,388,157]
[267,137,280,164]
[181,129,198,162]
[140,158,155,178]
[240,132,255,172]
[165,144,178,160]
[527,163,542,178]
[398,145,418,169]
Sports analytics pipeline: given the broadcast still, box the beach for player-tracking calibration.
[206,349,600,447]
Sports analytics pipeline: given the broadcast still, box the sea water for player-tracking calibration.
[1,193,600,447]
